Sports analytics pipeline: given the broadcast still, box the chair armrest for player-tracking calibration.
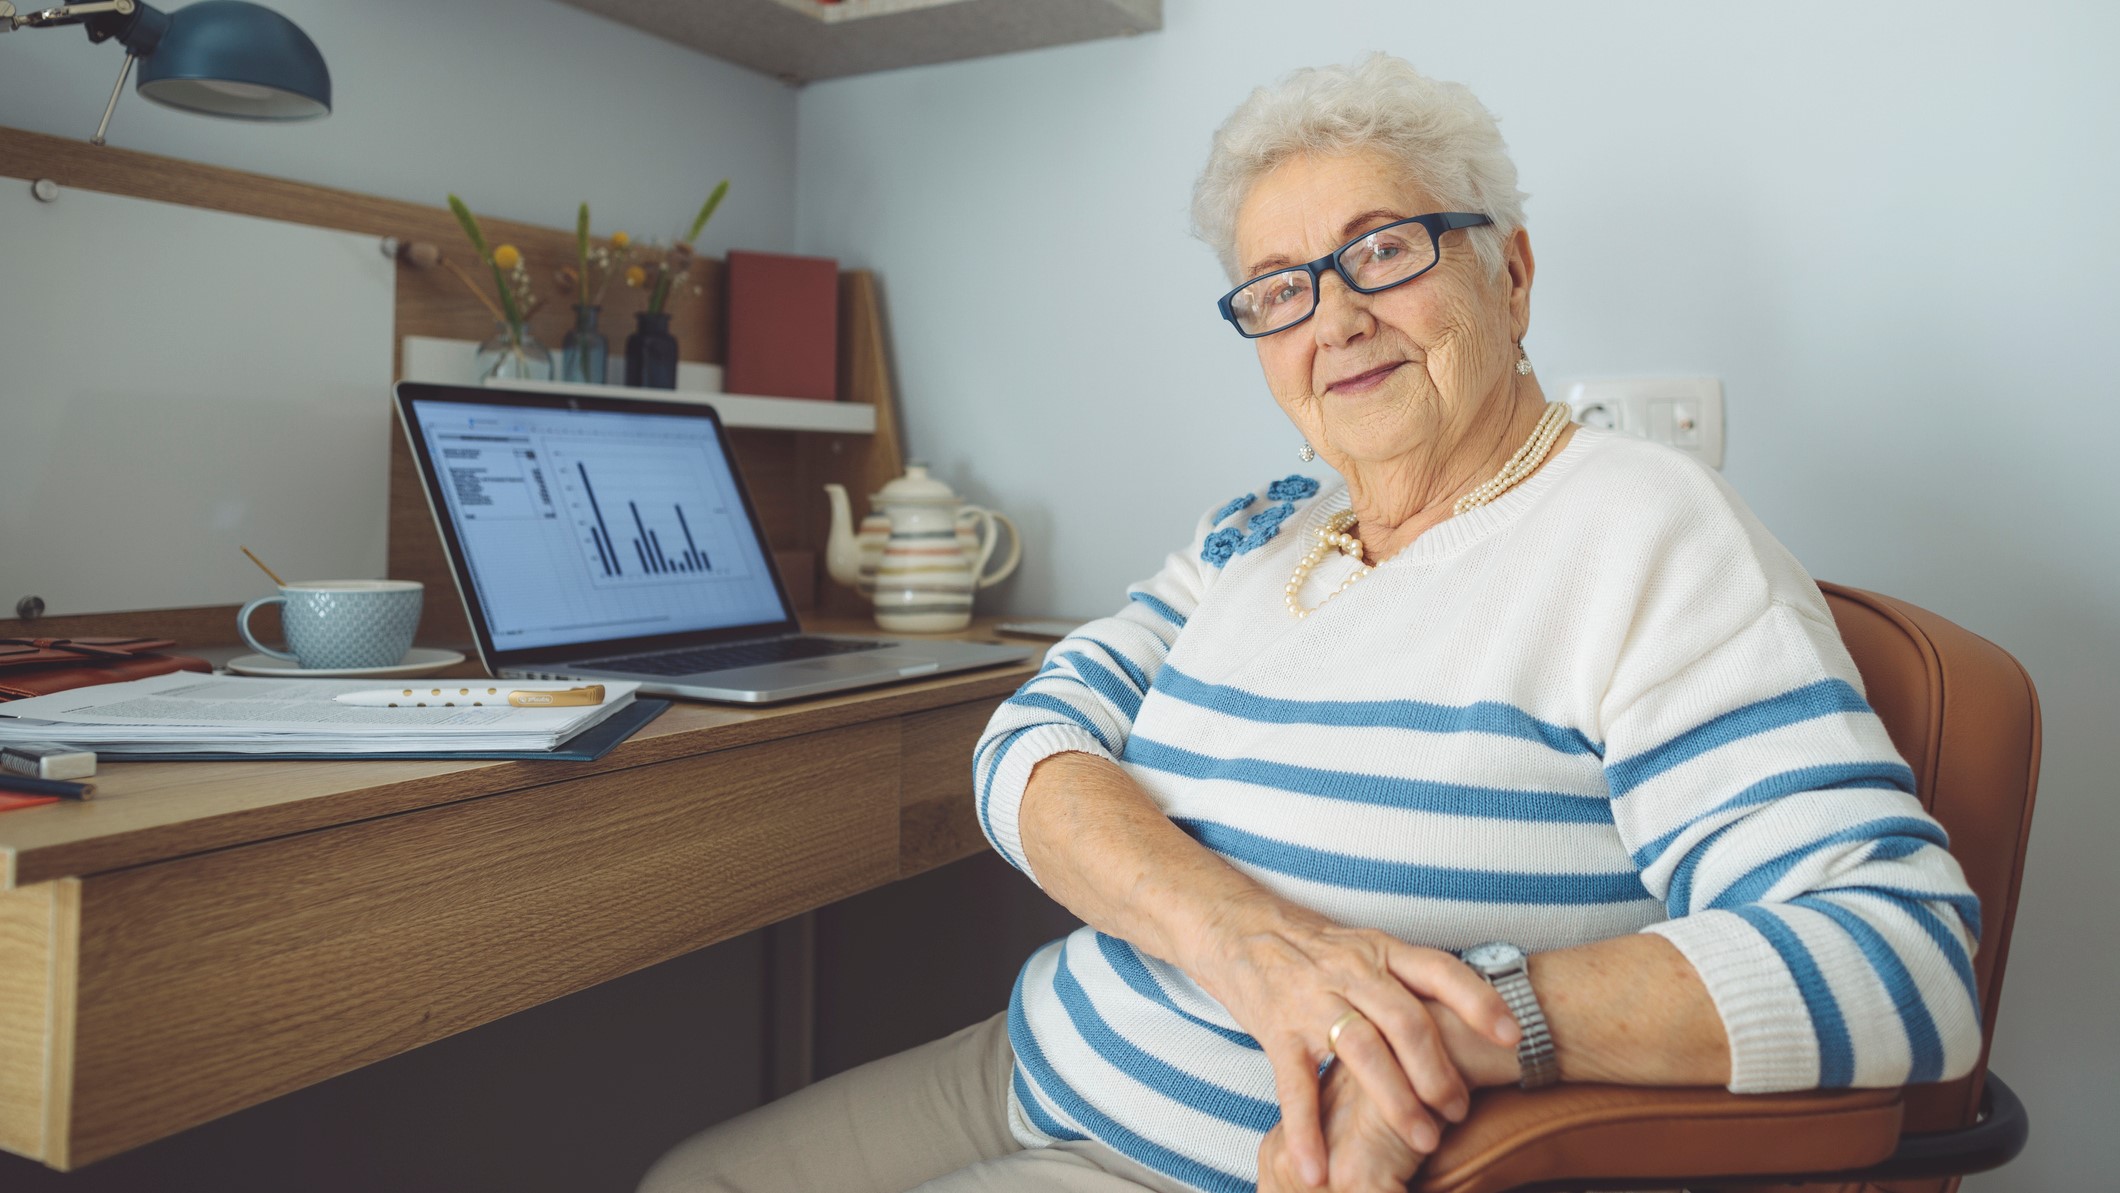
[1414,1085,1904,1193]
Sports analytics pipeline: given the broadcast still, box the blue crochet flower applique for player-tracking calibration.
[1236,501,1297,554]
[1202,503,1300,567]
[1199,477,1318,567]
[1210,493,1257,525]
[1201,527,1243,567]
[1267,474,1320,502]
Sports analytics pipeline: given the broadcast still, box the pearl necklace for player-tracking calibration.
[1284,510,1367,619]
[1285,401,1575,618]
[1452,400,1573,515]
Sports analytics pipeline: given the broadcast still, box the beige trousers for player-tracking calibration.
[638,1012,1200,1193]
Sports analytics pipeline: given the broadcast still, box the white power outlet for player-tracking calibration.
[1562,377,1724,469]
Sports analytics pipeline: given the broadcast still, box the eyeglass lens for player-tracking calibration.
[1226,223,1441,337]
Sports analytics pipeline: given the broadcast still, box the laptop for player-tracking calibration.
[394,382,1032,703]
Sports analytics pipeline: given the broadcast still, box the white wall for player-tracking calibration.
[0,0,798,253]
[796,2,2120,1187]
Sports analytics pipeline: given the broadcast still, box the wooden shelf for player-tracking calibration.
[399,336,876,434]
[553,0,1159,83]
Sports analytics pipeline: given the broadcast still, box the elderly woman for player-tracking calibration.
[641,54,1982,1193]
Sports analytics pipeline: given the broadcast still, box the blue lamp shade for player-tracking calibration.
[135,1,330,120]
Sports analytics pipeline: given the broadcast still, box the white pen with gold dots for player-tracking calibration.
[332,684,608,709]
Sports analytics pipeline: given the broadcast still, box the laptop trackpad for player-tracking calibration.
[791,655,934,675]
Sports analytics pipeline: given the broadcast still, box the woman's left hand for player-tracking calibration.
[1259,1058,1428,1193]
[1184,897,1517,1188]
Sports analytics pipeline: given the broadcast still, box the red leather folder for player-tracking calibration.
[724,249,839,400]
[0,637,212,701]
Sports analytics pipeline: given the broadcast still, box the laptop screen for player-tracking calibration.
[398,387,795,657]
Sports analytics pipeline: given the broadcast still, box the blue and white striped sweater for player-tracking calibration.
[974,428,1981,1192]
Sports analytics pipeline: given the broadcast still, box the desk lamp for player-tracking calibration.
[0,0,329,145]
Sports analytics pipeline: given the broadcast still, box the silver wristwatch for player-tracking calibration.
[1461,941,1559,1089]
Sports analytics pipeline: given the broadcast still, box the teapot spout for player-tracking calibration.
[823,484,864,590]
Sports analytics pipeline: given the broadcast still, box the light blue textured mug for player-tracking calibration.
[237,580,423,670]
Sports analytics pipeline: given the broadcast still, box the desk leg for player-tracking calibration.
[763,912,816,1101]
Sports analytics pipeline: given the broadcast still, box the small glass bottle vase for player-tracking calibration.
[475,321,554,383]
[560,304,609,385]
[625,311,679,390]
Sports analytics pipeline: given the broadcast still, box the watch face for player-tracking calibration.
[1463,941,1524,971]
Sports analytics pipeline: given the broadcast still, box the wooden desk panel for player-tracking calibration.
[899,701,998,875]
[0,882,65,1161]
[0,649,1028,1169]
[54,722,898,1167]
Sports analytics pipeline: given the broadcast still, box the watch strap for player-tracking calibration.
[1489,964,1559,1089]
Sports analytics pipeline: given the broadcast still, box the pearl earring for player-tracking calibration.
[1298,441,1315,463]
[1515,345,1533,376]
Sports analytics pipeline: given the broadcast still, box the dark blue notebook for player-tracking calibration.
[116,698,670,763]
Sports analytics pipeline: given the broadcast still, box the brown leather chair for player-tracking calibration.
[1412,583,2041,1193]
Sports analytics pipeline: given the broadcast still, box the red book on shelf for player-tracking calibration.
[724,249,840,401]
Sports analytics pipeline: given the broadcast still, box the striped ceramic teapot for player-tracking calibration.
[823,466,1020,632]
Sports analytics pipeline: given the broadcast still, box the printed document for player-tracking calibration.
[0,672,640,754]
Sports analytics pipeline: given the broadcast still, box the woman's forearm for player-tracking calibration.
[1435,934,1731,1088]
[1018,750,1298,975]
[1023,753,1729,1090]
[1537,934,1730,1085]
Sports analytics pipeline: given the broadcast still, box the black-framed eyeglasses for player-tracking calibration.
[1215,212,1493,339]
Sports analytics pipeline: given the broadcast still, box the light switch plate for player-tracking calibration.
[1562,377,1724,469]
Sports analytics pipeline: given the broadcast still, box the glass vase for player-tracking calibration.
[474,322,554,383]
[625,311,679,390]
[560,304,608,385]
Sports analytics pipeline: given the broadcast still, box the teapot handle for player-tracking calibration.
[960,507,1021,589]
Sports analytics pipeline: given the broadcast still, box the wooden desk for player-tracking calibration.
[0,626,1035,1171]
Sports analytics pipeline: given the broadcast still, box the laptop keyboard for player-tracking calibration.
[586,637,891,676]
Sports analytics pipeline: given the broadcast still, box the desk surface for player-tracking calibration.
[0,618,1040,1169]
[0,618,1037,890]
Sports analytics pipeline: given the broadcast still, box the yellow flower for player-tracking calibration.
[624,265,647,287]
[611,231,631,249]
[491,244,522,270]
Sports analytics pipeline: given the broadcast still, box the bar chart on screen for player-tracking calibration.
[548,441,754,588]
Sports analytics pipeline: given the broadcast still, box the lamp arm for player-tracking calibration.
[6,1,134,30]
[4,0,167,57]
[89,49,135,145]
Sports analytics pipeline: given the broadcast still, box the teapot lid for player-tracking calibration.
[871,464,961,506]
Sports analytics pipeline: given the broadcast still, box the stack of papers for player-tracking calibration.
[0,672,641,756]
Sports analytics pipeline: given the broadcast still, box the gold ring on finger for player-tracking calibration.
[1326,1009,1366,1052]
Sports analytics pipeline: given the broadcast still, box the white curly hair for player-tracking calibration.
[1191,54,1528,282]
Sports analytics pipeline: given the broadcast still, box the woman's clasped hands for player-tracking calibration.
[1258,1058,1419,1193]
[1184,897,1522,1192]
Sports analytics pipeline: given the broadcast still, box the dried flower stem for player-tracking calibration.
[447,194,523,328]
[686,180,730,243]
[442,258,509,324]
[575,202,591,307]
[649,179,730,314]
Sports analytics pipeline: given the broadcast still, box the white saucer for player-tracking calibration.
[225,648,468,679]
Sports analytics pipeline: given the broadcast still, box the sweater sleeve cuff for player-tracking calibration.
[983,722,1114,886]
[1642,911,1822,1093]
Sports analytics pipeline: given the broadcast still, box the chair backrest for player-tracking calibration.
[1818,583,2042,1137]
